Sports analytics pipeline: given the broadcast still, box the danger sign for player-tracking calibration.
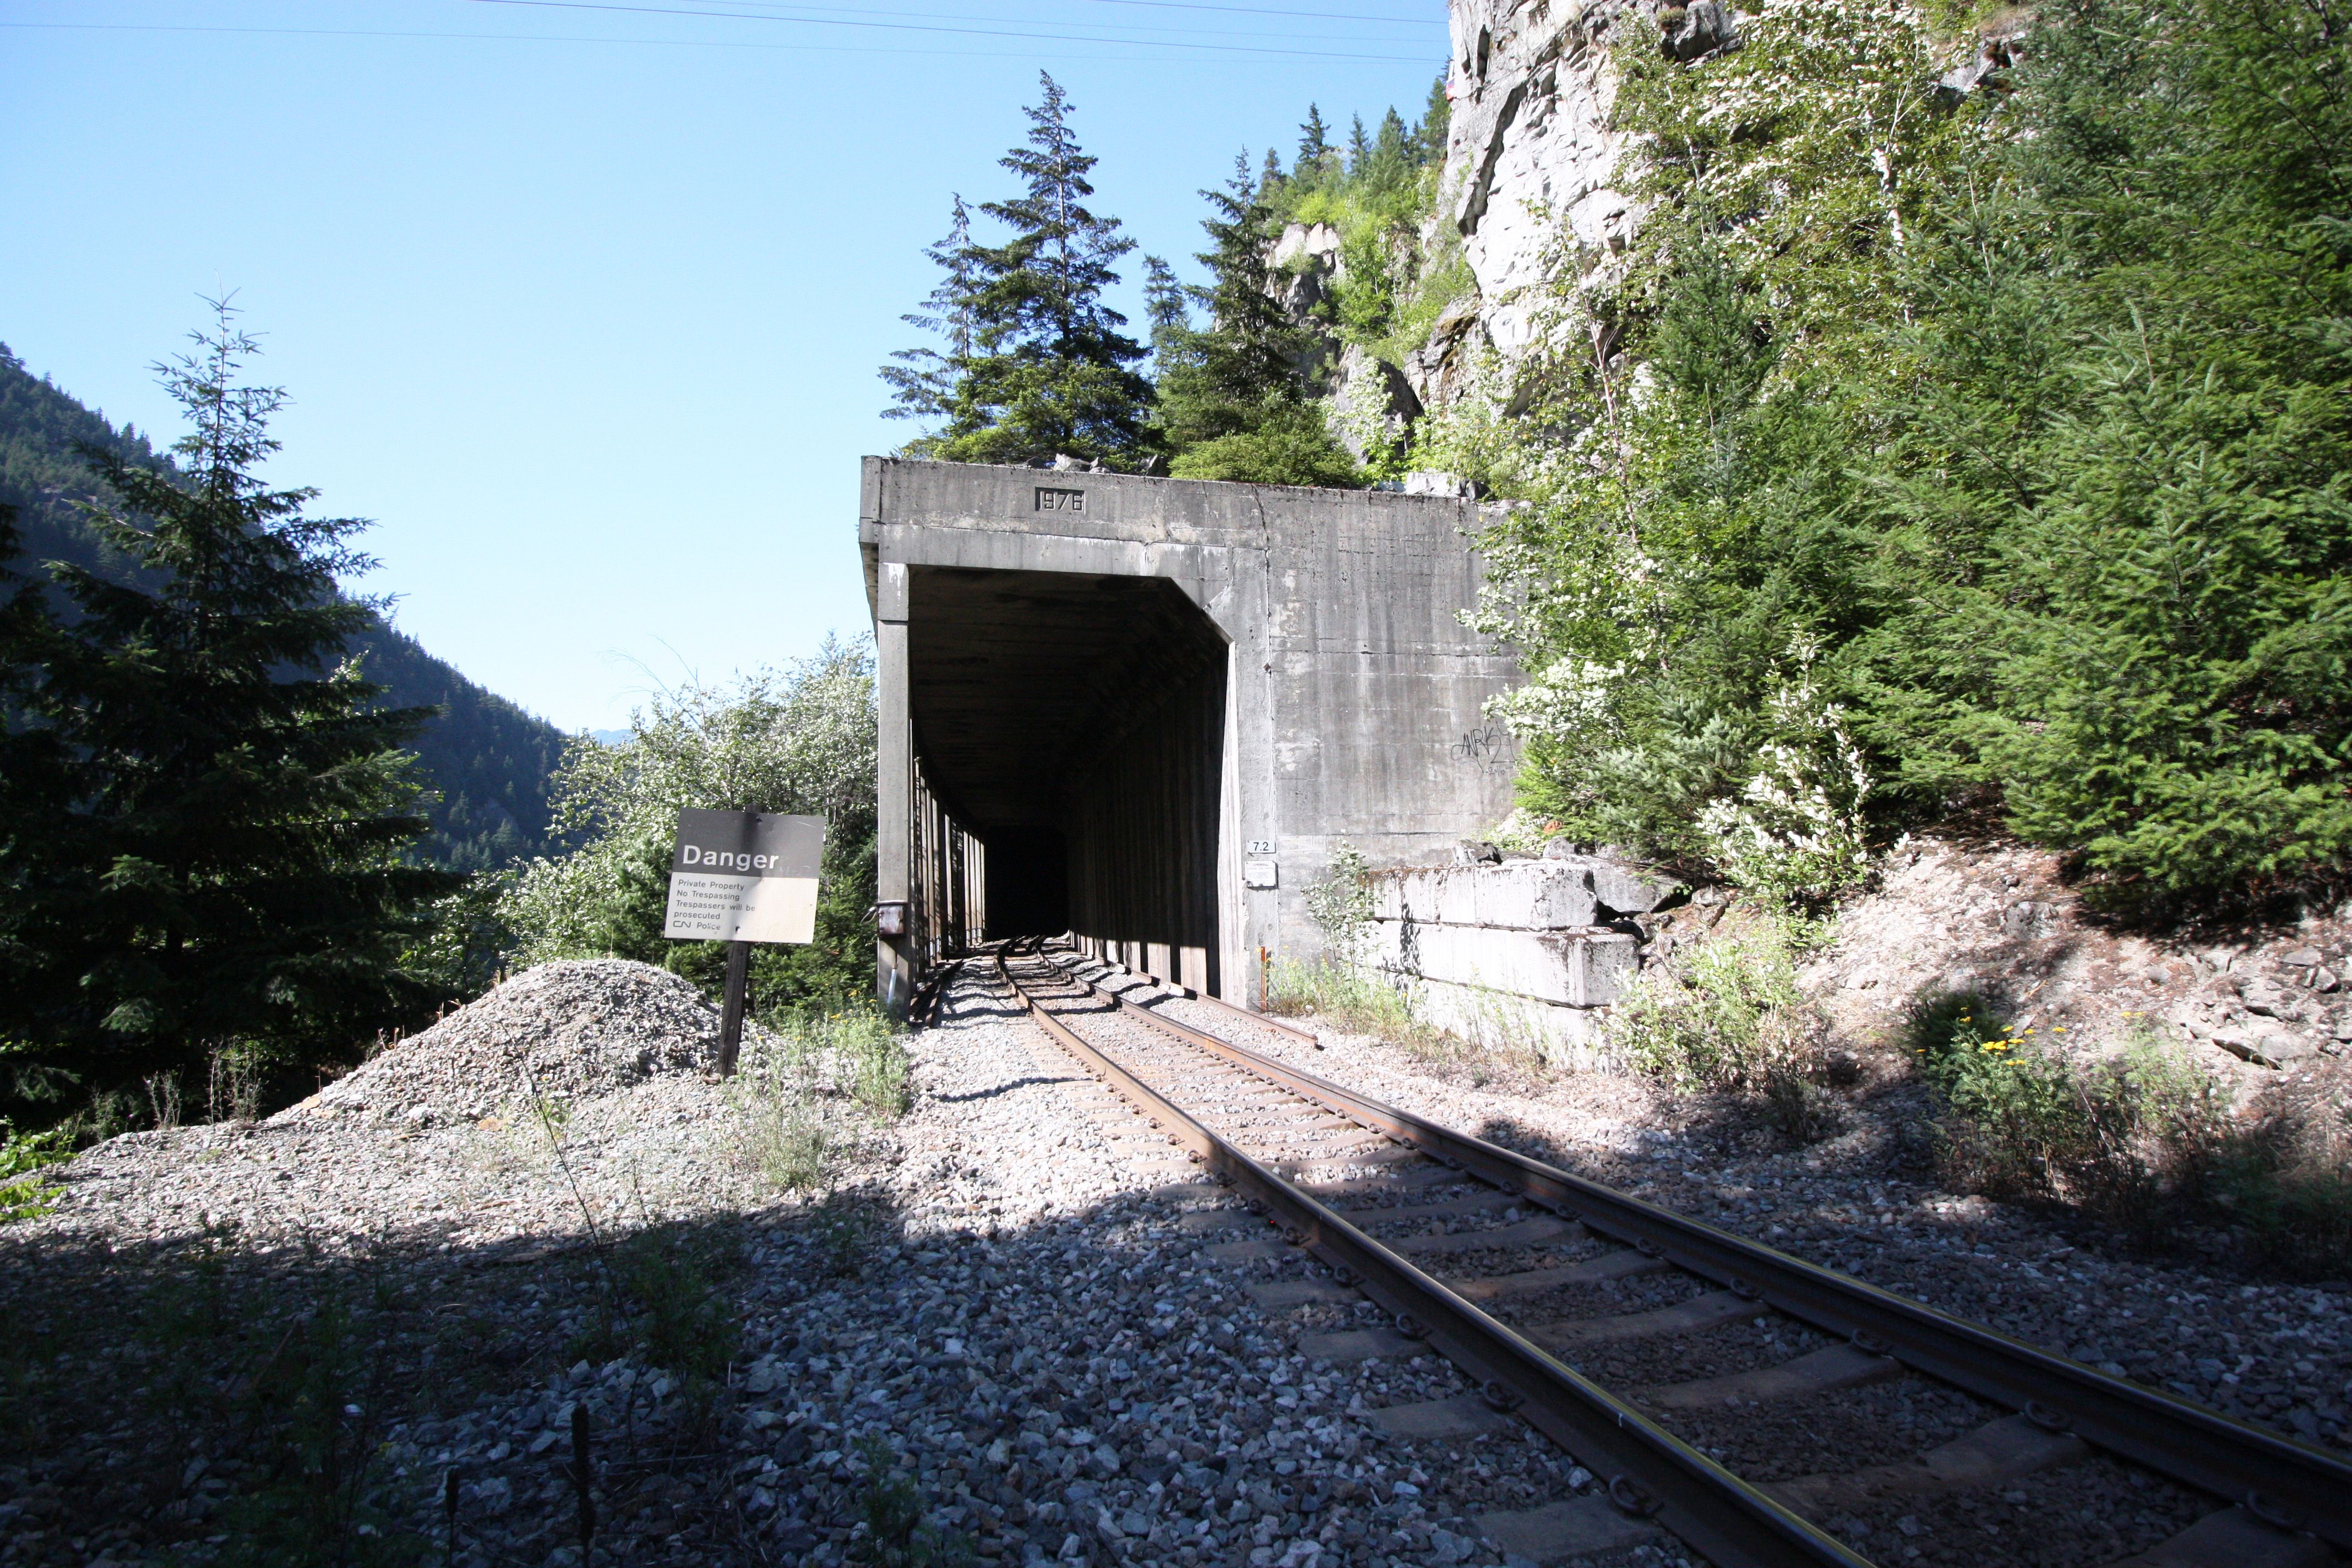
[662,808,826,944]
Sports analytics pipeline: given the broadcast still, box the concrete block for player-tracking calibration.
[1362,922,1637,1007]
[1344,969,1613,1068]
[1368,858,1673,930]
[1541,847,1679,913]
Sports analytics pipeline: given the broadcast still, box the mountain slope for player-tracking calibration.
[0,342,569,870]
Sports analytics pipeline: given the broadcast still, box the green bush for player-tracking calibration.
[1463,0,2352,907]
[749,1004,912,1121]
[1167,405,1361,488]
[1265,957,1419,1037]
[1910,994,2352,1272]
[0,1118,69,1223]
[1606,916,1838,1140]
[1910,997,2228,1231]
[502,639,878,1010]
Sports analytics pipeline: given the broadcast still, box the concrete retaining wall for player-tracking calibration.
[1349,854,1676,1060]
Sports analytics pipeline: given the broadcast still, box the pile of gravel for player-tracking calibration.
[297,959,725,1125]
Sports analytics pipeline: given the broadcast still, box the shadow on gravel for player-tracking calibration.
[0,1183,921,1566]
[933,1077,1082,1104]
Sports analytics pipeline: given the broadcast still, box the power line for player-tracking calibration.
[620,0,1439,46]
[797,0,1444,28]
[2,17,1436,65]
[466,0,1438,57]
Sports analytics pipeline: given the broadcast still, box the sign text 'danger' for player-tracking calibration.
[663,808,826,945]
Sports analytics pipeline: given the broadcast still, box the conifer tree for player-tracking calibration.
[0,304,456,1108]
[1414,74,1451,164]
[1156,156,1359,488]
[1297,105,1332,181]
[884,74,1155,469]
[879,195,975,442]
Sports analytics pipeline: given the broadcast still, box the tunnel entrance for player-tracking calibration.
[906,565,1228,991]
[867,458,1524,1015]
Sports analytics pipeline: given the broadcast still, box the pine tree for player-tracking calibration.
[890,74,1156,469]
[0,304,457,1110]
[1297,104,1332,181]
[1347,114,1371,176]
[878,195,975,444]
[1414,73,1451,165]
[1156,156,1360,488]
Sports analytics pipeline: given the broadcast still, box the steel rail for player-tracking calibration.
[1043,951,2352,1550]
[1173,986,1320,1048]
[993,955,1873,1568]
[1057,940,1320,1046]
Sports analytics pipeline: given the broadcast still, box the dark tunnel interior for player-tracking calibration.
[906,565,1227,989]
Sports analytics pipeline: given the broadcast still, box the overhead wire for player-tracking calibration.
[589,0,1440,47]
[3,19,1428,63]
[463,0,1439,58]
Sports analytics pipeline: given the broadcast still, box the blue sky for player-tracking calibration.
[1,0,1446,732]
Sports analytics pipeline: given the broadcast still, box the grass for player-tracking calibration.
[1606,914,1841,1142]
[853,1434,974,1568]
[722,1003,915,1197]
[1906,994,2352,1277]
[0,1118,71,1222]
[750,1003,913,1121]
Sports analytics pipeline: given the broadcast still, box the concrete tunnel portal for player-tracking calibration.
[906,565,1227,987]
[864,457,1525,1015]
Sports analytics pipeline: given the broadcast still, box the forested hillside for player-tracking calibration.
[0,344,567,869]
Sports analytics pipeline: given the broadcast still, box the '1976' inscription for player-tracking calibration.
[1036,487,1086,513]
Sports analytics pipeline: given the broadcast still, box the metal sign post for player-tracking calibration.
[663,808,826,1074]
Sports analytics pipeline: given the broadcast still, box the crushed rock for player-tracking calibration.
[295,959,729,1126]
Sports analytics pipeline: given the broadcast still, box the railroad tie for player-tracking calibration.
[2114,1505,2333,1568]
[1448,1248,1671,1304]
[1765,1413,2091,1517]
[1473,1496,1662,1565]
[1523,1289,1758,1348]
[1363,1393,1516,1441]
[1636,1343,1903,1412]
[1338,1190,1521,1223]
[1243,1278,1357,1309]
[1294,1326,1430,1364]
[1386,1216,1582,1258]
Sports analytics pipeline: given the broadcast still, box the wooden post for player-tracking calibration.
[718,939,750,1076]
[571,1403,596,1555]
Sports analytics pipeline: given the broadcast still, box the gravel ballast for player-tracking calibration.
[6,945,2345,1568]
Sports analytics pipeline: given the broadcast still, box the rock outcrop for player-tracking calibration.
[1438,0,1640,366]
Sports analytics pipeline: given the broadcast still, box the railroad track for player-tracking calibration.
[981,944,2351,1568]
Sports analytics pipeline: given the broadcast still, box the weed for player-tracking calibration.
[205,1042,265,1123]
[145,1070,182,1131]
[854,1435,973,1567]
[611,1227,739,1381]
[753,1005,913,1121]
[841,1014,912,1119]
[1305,842,1376,959]
[211,1295,426,1566]
[1908,997,2240,1246]
[2208,1101,2352,1278]
[1607,914,1838,1141]
[0,1118,70,1222]
[745,1104,834,1193]
[810,1192,884,1280]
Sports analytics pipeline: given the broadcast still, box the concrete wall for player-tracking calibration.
[1348,856,1675,1062]
[863,458,1522,1009]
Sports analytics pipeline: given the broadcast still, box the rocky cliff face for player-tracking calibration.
[1437,0,1635,367]
[1287,2,1750,463]
[1275,1,1650,465]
